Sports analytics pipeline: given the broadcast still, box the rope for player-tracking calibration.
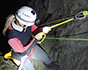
[50,17,74,29]
[45,37,88,41]
[38,11,88,43]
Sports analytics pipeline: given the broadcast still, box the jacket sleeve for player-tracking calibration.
[8,38,38,53]
[31,25,42,35]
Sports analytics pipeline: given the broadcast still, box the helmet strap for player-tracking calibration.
[12,19,24,32]
[22,25,27,32]
[16,19,27,32]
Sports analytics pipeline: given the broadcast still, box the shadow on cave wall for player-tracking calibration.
[0,0,31,55]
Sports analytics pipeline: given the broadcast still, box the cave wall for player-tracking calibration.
[0,0,88,70]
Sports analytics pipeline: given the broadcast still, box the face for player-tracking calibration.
[18,22,29,28]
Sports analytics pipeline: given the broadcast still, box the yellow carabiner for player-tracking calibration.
[39,32,46,43]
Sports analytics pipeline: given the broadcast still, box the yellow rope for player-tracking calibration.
[50,17,74,29]
[39,11,88,43]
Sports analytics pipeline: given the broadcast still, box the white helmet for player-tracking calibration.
[15,6,37,26]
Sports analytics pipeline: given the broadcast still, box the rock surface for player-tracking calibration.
[0,0,88,70]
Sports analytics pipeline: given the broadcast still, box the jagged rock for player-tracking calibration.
[1,0,88,70]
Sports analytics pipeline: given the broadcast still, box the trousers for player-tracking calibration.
[19,45,52,70]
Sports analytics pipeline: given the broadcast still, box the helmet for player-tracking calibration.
[15,6,37,26]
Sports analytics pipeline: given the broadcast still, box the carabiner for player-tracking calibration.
[75,11,86,20]
[38,32,46,43]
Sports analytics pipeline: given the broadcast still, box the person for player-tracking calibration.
[3,6,59,70]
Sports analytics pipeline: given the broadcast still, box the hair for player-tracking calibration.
[3,14,15,36]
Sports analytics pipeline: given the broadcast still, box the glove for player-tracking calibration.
[43,26,51,34]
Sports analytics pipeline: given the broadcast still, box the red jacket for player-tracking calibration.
[7,24,42,57]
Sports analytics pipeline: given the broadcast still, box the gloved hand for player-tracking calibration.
[35,26,51,41]
[43,26,51,34]
[35,32,44,40]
